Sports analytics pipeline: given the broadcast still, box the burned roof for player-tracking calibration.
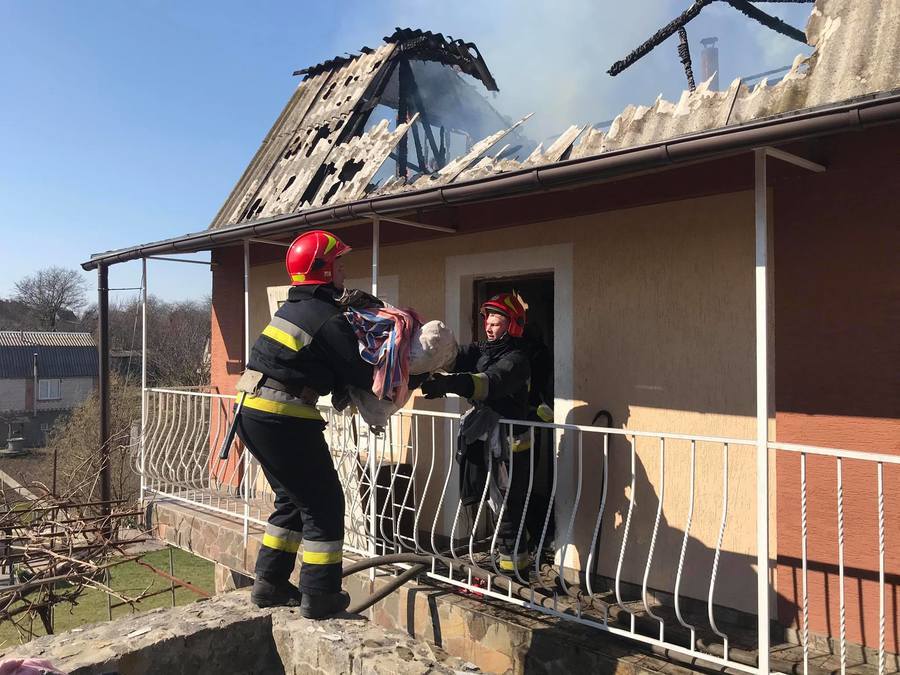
[208,27,505,230]
[207,2,900,234]
[0,332,97,380]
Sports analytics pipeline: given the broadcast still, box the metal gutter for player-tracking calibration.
[81,91,900,271]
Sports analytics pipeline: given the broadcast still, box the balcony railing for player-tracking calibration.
[139,387,899,675]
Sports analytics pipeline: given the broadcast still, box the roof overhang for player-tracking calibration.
[82,91,900,271]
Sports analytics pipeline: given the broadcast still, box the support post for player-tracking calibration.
[368,217,380,571]
[371,216,380,297]
[98,264,111,525]
[140,258,148,507]
[243,240,250,366]
[242,240,250,546]
[754,148,770,673]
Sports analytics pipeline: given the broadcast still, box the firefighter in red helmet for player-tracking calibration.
[233,229,370,618]
[421,292,537,573]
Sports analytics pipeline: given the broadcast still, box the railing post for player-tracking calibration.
[754,148,770,673]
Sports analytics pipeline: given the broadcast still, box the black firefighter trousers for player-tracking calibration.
[235,411,344,596]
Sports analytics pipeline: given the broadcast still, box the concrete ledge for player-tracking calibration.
[2,591,477,675]
[151,501,704,673]
[343,573,702,675]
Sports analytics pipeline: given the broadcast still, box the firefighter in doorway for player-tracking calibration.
[234,229,372,619]
[421,292,539,573]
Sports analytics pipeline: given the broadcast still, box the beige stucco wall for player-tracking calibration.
[246,189,772,613]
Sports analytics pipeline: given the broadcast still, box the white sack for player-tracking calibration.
[409,320,457,375]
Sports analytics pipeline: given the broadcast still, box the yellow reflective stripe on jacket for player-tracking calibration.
[536,403,554,422]
[512,436,532,453]
[242,394,323,421]
[302,550,343,565]
[262,324,302,351]
[470,372,489,401]
[262,533,300,553]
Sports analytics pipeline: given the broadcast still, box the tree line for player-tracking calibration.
[1,266,210,388]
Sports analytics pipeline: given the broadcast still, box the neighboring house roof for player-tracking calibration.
[83,0,900,270]
[0,332,96,348]
[0,332,98,379]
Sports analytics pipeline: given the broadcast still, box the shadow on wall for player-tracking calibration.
[555,404,759,620]
[554,405,899,656]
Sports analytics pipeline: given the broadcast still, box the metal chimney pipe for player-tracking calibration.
[700,37,720,90]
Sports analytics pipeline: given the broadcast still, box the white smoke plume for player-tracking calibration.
[330,1,815,141]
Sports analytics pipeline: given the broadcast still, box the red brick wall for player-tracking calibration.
[773,125,900,650]
[210,246,247,487]
[211,246,246,395]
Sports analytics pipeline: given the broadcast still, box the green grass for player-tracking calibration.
[0,547,215,653]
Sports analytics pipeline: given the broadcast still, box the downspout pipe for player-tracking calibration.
[81,93,900,271]
[32,352,38,417]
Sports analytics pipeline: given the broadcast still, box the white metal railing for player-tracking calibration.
[139,388,899,674]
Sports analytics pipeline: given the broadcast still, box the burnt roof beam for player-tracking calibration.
[724,0,807,43]
[403,60,445,169]
[608,0,808,77]
[608,0,714,76]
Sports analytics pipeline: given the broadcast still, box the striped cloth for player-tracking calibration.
[345,306,422,402]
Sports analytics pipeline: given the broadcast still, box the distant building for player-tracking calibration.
[0,332,97,447]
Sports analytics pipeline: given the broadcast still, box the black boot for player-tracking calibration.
[300,590,350,620]
[250,578,303,608]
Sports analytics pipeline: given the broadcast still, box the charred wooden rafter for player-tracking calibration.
[608,0,812,78]
[677,27,696,91]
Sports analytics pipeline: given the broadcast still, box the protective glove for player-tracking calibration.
[331,384,352,412]
[421,372,474,399]
[408,372,430,391]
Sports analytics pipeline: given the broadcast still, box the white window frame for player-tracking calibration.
[38,378,62,401]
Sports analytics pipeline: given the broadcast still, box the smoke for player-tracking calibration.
[330,0,816,142]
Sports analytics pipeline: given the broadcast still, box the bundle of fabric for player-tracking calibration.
[344,307,457,430]
[345,305,423,402]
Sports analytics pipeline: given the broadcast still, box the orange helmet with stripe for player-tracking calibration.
[285,230,351,286]
[480,292,527,338]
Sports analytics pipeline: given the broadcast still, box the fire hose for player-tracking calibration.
[340,553,498,615]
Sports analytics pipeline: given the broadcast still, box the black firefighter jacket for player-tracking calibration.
[452,335,531,504]
[244,284,374,420]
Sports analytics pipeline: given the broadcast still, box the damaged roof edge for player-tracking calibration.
[81,92,900,271]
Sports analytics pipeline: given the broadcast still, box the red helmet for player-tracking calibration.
[480,292,527,338]
[285,230,351,285]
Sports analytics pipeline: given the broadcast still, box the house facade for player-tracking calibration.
[83,3,899,671]
[0,332,98,448]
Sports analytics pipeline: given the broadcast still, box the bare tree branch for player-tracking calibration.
[12,266,88,331]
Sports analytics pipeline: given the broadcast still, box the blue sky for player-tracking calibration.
[0,1,814,303]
